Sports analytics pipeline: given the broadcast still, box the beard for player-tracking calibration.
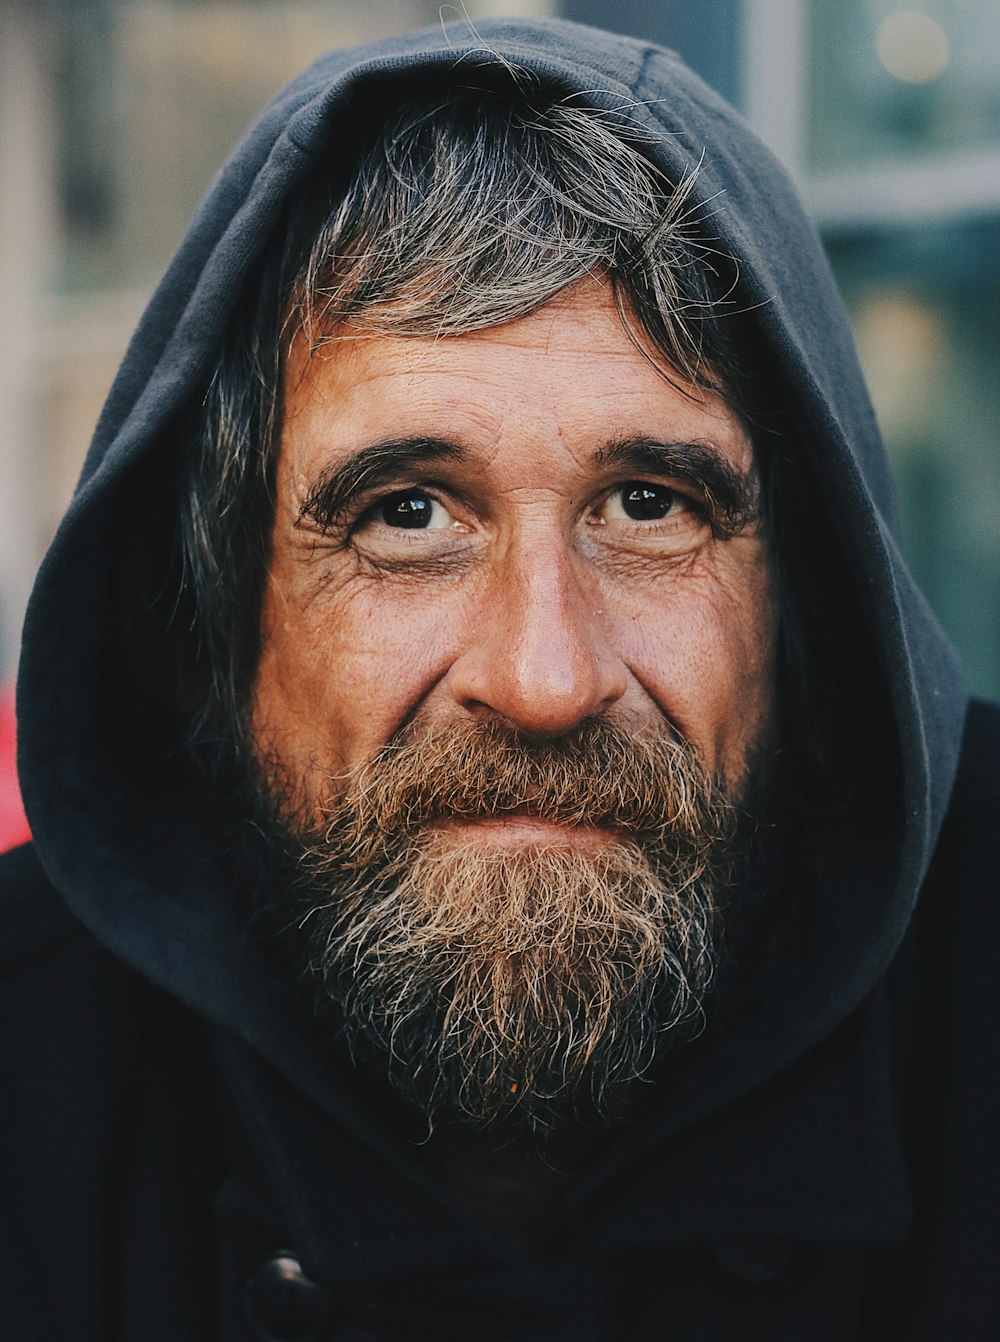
[244,716,749,1137]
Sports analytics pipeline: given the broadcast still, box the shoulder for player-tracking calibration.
[926,697,1000,906]
[0,842,202,1062]
[0,842,164,1094]
[0,842,137,1023]
[0,842,214,1130]
[904,701,1000,1330]
[0,842,89,972]
[921,698,1000,926]
[946,697,1000,826]
[0,846,220,1340]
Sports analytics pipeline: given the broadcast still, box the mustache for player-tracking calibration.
[312,715,734,863]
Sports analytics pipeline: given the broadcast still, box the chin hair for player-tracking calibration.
[301,832,718,1134]
[243,716,744,1137]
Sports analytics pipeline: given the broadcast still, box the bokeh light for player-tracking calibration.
[876,9,950,85]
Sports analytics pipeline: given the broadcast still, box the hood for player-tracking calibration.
[17,16,965,1164]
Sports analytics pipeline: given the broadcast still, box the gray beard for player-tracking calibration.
[245,717,748,1137]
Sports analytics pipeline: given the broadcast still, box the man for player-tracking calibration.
[3,17,998,1341]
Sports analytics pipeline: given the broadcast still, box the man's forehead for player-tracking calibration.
[280,280,754,482]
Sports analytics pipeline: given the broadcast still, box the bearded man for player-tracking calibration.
[4,18,998,1342]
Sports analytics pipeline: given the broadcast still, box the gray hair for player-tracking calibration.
[177,83,748,769]
[288,93,733,377]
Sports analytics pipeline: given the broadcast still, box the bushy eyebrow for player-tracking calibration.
[597,436,759,536]
[297,432,759,537]
[298,437,466,531]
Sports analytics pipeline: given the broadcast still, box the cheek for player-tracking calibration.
[602,545,777,771]
[251,565,464,777]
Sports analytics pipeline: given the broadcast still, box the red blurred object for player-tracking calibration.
[0,685,30,852]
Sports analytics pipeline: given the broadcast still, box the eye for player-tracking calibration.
[376,489,455,530]
[599,482,693,523]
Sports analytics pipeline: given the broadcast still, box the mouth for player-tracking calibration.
[435,805,622,850]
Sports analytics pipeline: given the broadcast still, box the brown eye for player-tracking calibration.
[378,490,449,529]
[602,482,690,522]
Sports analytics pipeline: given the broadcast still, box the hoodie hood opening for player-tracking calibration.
[17,19,962,1166]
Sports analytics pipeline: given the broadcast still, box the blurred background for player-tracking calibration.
[1,0,998,840]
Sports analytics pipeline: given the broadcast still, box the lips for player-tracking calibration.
[435,807,621,848]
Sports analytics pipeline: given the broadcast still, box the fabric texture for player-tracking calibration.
[5,16,995,1340]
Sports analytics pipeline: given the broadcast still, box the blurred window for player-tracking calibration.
[51,0,558,295]
[808,0,1000,170]
[772,1,1000,699]
[826,217,1000,696]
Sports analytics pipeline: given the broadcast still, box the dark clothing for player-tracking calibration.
[6,17,996,1340]
[4,700,999,1340]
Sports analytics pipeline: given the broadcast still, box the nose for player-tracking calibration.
[447,532,628,737]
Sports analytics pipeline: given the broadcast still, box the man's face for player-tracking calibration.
[255,276,776,810]
[250,276,778,1131]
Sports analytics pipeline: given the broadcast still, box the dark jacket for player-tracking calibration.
[4,17,998,1340]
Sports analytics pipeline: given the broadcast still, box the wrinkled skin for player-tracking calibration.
[253,277,778,832]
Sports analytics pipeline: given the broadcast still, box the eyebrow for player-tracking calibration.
[298,437,466,532]
[597,436,759,536]
[297,432,759,536]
